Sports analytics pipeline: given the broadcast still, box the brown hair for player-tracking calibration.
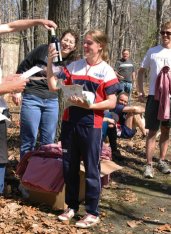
[85,29,109,62]
[122,48,130,54]
[117,91,129,102]
[60,29,79,64]
[161,21,171,30]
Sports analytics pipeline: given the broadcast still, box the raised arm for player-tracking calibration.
[47,46,58,91]
[0,19,57,35]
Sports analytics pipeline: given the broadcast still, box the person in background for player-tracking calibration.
[137,21,171,178]
[0,18,57,195]
[114,49,136,99]
[102,92,146,161]
[47,29,119,228]
[12,29,79,159]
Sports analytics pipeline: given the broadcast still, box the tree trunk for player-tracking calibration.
[48,0,70,141]
[80,0,90,56]
[48,0,70,38]
[156,0,163,44]
[33,0,48,48]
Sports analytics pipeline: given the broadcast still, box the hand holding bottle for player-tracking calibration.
[50,28,62,64]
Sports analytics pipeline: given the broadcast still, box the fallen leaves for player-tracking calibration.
[158,207,166,213]
[127,220,143,228]
[120,189,138,203]
[154,224,171,233]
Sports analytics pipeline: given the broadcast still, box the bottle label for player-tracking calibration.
[57,42,62,62]
[50,42,58,63]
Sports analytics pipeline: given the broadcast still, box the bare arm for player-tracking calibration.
[115,71,124,80]
[137,67,146,101]
[122,105,145,113]
[0,75,27,95]
[89,94,117,110]
[0,19,57,34]
[69,93,117,110]
[132,71,136,88]
[137,67,146,94]
[47,46,58,91]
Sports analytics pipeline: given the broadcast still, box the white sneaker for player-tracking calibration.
[58,208,75,221]
[75,213,100,228]
[158,160,171,174]
[144,164,154,178]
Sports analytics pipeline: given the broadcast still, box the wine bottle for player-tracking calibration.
[50,28,62,64]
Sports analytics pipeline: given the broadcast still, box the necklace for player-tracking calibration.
[85,63,92,76]
[85,57,102,76]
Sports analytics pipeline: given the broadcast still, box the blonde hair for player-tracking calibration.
[85,29,109,62]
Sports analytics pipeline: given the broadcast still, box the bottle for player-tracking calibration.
[50,28,62,64]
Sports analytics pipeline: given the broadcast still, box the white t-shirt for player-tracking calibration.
[141,45,171,95]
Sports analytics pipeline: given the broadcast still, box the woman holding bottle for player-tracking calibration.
[47,29,119,228]
[12,29,79,159]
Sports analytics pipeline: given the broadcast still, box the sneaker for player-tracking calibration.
[75,213,100,228]
[58,208,75,221]
[144,164,154,178]
[157,160,171,174]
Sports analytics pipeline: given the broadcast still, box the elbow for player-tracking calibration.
[108,99,117,110]
[48,85,57,92]
[47,82,57,92]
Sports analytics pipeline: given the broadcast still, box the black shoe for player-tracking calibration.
[112,149,122,161]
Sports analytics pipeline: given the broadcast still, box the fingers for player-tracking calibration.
[43,20,57,30]
[4,74,21,82]
[48,45,58,59]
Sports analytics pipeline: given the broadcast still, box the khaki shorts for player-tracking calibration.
[145,95,171,131]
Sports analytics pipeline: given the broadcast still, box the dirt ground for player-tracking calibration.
[0,92,171,234]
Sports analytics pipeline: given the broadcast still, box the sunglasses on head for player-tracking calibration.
[160,31,171,36]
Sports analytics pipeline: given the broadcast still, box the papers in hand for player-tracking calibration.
[20,66,43,79]
[57,79,95,106]
[82,91,95,105]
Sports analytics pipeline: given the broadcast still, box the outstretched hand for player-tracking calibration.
[2,74,28,94]
[40,19,57,30]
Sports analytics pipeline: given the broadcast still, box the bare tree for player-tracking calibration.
[156,0,171,44]
[79,0,91,56]
[48,0,70,38]
[33,0,48,48]
[48,0,70,140]
[156,0,163,44]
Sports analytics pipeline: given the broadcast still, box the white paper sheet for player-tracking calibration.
[57,79,95,107]
[20,66,43,79]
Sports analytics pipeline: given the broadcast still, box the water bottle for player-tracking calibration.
[50,28,62,64]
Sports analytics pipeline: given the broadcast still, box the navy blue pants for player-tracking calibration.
[61,121,102,216]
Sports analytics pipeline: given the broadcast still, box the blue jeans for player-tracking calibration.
[20,94,59,158]
[119,81,132,94]
[0,164,6,193]
[102,112,113,141]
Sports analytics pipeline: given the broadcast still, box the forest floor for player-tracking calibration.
[0,91,171,234]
